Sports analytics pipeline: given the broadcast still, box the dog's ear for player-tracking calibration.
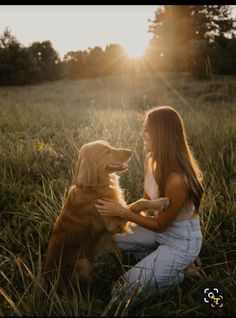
[74,156,98,187]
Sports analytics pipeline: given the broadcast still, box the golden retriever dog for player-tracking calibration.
[43,140,169,290]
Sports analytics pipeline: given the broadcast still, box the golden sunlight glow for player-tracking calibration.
[124,43,147,58]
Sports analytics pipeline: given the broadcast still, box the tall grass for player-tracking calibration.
[0,73,236,316]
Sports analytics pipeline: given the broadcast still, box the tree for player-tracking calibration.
[28,41,61,81]
[149,5,235,46]
[0,27,19,49]
[103,44,128,76]
[88,46,104,77]
[148,5,236,76]
[0,28,61,85]
[63,50,89,79]
[0,28,30,85]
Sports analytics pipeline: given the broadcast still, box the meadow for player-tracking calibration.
[0,72,235,316]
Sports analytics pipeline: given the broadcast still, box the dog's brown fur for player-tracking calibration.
[43,140,169,289]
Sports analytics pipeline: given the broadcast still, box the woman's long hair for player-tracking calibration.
[146,106,204,211]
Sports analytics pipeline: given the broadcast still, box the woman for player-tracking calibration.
[95,106,204,297]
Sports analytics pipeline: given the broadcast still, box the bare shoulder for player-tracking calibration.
[164,172,189,213]
[166,172,187,191]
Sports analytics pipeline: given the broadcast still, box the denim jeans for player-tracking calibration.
[113,216,203,296]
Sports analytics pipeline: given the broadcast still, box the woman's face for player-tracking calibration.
[141,119,153,152]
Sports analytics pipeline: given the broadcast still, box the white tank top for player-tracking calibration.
[144,153,196,221]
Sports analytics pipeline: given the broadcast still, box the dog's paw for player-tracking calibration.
[159,197,170,211]
[128,199,148,213]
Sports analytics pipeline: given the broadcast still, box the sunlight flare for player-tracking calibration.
[124,43,147,58]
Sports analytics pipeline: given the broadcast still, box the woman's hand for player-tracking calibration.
[95,198,129,218]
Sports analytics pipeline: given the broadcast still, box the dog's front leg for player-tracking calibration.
[128,199,149,213]
[128,197,170,213]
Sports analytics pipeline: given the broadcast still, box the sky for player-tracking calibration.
[0,5,236,60]
[0,5,159,59]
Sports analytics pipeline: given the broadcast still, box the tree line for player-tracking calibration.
[0,5,236,86]
[146,5,236,78]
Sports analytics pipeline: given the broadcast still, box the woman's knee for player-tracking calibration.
[115,225,158,252]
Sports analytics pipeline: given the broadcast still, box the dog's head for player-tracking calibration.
[74,140,132,187]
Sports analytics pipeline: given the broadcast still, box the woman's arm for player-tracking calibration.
[95,172,188,233]
[126,154,188,231]
[95,199,163,232]
[127,172,188,231]
[155,172,189,231]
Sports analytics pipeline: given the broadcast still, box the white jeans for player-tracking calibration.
[113,217,202,296]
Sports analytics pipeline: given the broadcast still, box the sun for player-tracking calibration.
[124,43,146,58]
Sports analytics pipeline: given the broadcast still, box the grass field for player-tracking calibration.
[0,72,236,316]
